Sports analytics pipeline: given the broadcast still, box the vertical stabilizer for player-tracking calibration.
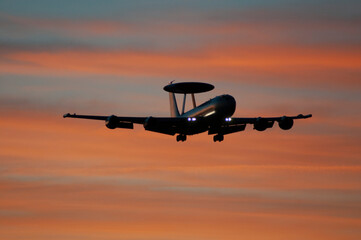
[169,92,180,117]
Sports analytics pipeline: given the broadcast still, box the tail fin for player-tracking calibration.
[169,92,180,117]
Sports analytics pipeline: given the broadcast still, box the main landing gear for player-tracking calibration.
[213,134,224,142]
[176,134,187,142]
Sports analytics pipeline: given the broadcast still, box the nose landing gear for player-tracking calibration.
[213,134,224,142]
[176,134,187,142]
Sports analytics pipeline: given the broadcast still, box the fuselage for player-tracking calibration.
[171,94,236,135]
[144,94,236,136]
[181,94,236,120]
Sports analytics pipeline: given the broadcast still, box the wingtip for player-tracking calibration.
[297,114,312,118]
[63,113,71,118]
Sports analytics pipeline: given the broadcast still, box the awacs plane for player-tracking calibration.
[63,82,312,142]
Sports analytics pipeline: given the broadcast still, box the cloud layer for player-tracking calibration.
[1,1,361,239]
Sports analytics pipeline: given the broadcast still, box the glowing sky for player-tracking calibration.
[1,1,361,239]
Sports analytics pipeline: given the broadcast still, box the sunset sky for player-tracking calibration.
[1,0,361,239]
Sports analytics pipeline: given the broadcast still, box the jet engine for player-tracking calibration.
[254,117,274,131]
[105,115,118,129]
[278,117,294,130]
[106,115,133,129]
[144,116,156,129]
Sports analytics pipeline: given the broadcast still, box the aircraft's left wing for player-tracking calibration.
[230,114,312,124]
[223,114,312,132]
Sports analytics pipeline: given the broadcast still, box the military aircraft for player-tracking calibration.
[63,82,312,142]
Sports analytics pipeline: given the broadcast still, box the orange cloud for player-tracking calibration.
[1,110,361,240]
[1,45,360,89]
[1,109,360,188]
[0,13,129,36]
[1,8,361,240]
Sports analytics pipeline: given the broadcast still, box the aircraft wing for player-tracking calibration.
[63,113,190,135]
[63,113,149,130]
[220,114,312,132]
[230,114,312,124]
[63,113,146,124]
[63,113,312,136]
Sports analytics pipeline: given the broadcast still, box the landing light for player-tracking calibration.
[187,117,197,122]
[225,117,232,122]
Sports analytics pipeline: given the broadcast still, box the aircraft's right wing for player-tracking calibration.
[63,113,146,123]
[63,113,189,135]
[63,113,147,129]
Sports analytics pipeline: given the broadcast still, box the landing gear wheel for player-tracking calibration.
[219,134,224,142]
[181,135,187,142]
[213,134,224,142]
[176,134,187,142]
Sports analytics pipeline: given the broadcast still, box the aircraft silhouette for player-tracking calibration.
[64,82,312,142]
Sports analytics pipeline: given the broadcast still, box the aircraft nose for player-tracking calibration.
[222,94,236,104]
[219,94,236,116]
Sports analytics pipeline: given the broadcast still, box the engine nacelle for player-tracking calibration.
[278,117,294,130]
[254,118,274,131]
[106,115,118,129]
[144,116,156,130]
[106,115,133,129]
